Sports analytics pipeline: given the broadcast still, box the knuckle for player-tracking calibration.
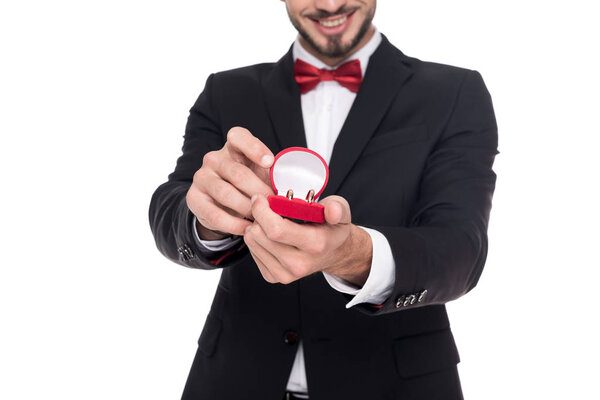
[279,276,294,285]
[192,167,205,184]
[202,151,218,167]
[226,127,238,141]
[270,272,282,283]
[260,270,276,284]
[227,126,246,142]
[264,224,283,241]
[289,260,308,279]
[309,239,327,255]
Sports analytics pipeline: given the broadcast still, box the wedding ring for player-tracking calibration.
[305,189,315,203]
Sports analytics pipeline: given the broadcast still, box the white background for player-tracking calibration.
[1,1,599,398]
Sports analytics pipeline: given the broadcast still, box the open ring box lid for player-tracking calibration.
[268,147,329,223]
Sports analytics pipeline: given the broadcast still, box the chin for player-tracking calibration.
[318,34,361,59]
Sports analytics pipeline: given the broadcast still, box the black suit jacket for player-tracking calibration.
[149,35,497,400]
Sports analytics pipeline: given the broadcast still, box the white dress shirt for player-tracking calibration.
[193,29,396,397]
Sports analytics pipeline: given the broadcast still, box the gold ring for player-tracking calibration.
[305,189,315,203]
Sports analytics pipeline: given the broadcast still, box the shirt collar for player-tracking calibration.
[292,28,382,77]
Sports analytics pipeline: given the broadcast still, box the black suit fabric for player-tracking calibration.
[149,35,497,400]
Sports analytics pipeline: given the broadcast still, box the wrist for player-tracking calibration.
[327,225,372,287]
[195,219,230,241]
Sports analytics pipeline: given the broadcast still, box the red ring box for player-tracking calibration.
[268,147,329,223]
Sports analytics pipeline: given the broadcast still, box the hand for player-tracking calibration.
[244,194,373,286]
[186,127,275,240]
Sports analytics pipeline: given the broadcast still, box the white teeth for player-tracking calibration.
[319,15,347,28]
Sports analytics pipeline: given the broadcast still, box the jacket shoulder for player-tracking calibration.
[402,52,481,90]
[379,36,487,99]
[390,46,491,112]
[211,62,276,89]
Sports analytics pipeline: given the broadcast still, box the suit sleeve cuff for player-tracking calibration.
[322,226,396,309]
[192,216,241,255]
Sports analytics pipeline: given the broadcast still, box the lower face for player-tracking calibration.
[285,1,376,60]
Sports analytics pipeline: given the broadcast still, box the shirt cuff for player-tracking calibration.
[322,226,396,309]
[192,216,241,256]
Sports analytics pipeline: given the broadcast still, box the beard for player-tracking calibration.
[288,5,375,59]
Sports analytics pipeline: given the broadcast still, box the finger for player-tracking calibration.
[203,177,253,219]
[247,248,277,284]
[226,127,274,169]
[218,160,274,198]
[188,188,252,235]
[250,223,302,262]
[250,224,311,281]
[250,194,312,248]
[320,195,352,225]
[245,227,296,284]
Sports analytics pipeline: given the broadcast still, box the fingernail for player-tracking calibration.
[261,155,274,168]
[244,225,252,234]
[251,194,258,204]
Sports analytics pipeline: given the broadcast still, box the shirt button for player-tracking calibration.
[284,330,298,345]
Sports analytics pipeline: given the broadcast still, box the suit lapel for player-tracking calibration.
[322,36,414,197]
[262,49,307,151]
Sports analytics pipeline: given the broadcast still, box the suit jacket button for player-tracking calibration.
[177,244,196,261]
[284,331,298,345]
[418,289,428,303]
[396,295,406,308]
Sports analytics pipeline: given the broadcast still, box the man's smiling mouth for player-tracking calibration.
[310,10,357,29]
[318,14,348,27]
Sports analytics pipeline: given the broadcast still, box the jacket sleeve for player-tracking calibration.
[358,70,498,315]
[148,73,250,270]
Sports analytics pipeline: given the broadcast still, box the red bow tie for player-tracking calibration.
[294,58,363,94]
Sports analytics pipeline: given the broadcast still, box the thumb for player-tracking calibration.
[320,195,352,225]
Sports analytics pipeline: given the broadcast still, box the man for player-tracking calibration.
[149,0,497,399]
